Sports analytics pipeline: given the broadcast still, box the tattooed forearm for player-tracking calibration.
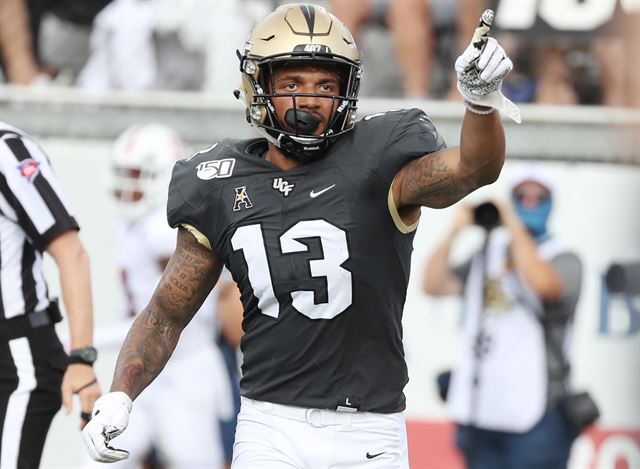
[400,153,473,209]
[396,111,505,210]
[111,228,222,399]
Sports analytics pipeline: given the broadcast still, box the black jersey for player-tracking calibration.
[168,108,445,413]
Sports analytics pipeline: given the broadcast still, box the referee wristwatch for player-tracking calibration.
[68,346,98,366]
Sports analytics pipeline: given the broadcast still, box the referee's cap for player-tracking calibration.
[509,163,556,194]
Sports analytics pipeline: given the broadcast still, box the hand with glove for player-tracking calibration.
[82,392,133,463]
[455,9,521,124]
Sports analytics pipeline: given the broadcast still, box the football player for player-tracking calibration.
[83,4,517,468]
[85,124,241,468]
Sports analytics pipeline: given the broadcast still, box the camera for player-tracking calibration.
[473,202,501,231]
[605,262,640,295]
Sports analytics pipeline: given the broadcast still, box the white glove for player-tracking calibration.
[455,9,521,123]
[82,392,133,463]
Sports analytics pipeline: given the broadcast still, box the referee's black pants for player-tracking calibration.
[0,325,66,469]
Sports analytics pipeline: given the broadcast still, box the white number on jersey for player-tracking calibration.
[231,220,353,320]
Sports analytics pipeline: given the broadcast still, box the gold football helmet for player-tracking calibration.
[236,3,362,162]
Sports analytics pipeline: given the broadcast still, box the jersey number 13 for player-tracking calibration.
[231,220,352,320]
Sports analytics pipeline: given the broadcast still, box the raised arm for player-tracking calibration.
[393,9,517,220]
[394,110,505,213]
[112,227,223,398]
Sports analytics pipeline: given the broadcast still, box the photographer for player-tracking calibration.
[422,165,585,468]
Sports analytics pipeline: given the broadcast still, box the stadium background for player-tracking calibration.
[1,0,638,467]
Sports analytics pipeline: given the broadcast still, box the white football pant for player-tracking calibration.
[232,397,409,469]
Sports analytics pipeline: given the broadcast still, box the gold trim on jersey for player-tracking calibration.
[387,184,420,234]
[180,224,212,250]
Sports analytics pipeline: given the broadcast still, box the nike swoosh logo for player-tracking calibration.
[366,452,385,459]
[309,184,336,198]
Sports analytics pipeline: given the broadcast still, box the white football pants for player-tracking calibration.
[232,397,409,469]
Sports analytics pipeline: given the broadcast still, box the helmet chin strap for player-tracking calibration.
[285,109,320,134]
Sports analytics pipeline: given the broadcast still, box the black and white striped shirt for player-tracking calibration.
[0,121,79,320]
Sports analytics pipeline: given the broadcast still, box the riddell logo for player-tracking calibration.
[304,146,320,150]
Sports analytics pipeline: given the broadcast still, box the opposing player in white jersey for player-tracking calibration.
[88,124,241,468]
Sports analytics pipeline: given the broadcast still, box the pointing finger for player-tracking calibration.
[471,9,494,50]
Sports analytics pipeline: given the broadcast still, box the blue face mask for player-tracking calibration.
[513,197,552,242]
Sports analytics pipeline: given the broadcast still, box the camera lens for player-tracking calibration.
[473,202,500,231]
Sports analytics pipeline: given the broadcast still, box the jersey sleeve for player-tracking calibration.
[0,130,79,250]
[377,108,446,181]
[166,155,218,250]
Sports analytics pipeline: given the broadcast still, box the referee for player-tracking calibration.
[0,121,101,468]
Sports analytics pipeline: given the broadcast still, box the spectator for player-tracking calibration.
[0,0,44,84]
[78,0,267,94]
[78,0,157,91]
[422,165,586,468]
[490,1,637,107]
[329,0,487,99]
[0,0,110,85]
[330,0,433,98]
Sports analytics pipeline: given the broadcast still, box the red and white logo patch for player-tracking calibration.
[17,159,40,182]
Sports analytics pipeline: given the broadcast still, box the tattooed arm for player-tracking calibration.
[110,227,223,399]
[392,111,505,223]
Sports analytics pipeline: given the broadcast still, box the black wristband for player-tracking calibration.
[67,346,97,366]
[67,356,94,366]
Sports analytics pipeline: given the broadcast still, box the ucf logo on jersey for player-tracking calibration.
[272,177,295,196]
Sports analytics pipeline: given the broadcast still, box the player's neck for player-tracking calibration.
[265,143,302,171]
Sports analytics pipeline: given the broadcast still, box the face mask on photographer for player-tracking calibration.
[512,181,552,242]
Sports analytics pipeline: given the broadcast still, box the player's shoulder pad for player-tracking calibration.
[356,108,443,149]
[177,139,240,179]
[355,108,413,132]
[167,139,237,228]
[356,108,429,129]
[352,108,445,173]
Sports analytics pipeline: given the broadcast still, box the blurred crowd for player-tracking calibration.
[0,0,638,107]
